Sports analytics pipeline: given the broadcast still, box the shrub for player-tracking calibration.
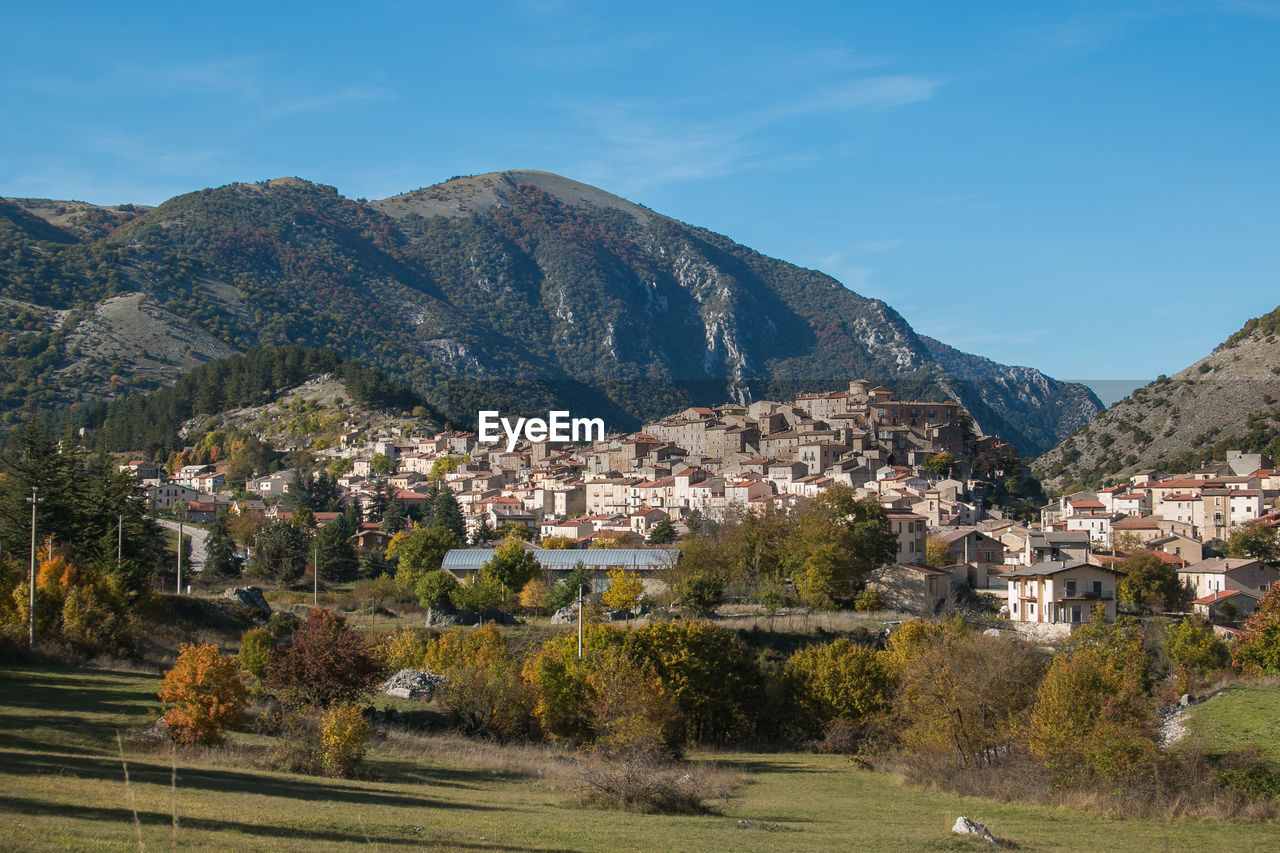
[1165,616,1229,691]
[674,571,723,618]
[574,750,724,814]
[238,626,275,685]
[158,643,248,746]
[1025,616,1158,785]
[265,608,384,708]
[623,621,762,744]
[415,569,459,610]
[373,626,428,672]
[449,574,504,612]
[853,588,883,613]
[523,625,626,741]
[893,629,1042,769]
[319,702,373,777]
[784,639,890,739]
[427,622,534,740]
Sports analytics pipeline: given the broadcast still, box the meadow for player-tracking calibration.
[2,663,1278,852]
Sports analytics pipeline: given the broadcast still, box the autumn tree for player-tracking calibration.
[925,536,954,569]
[784,639,890,738]
[1025,614,1157,785]
[1232,583,1280,675]
[519,576,549,615]
[601,568,644,615]
[265,608,384,707]
[159,643,248,745]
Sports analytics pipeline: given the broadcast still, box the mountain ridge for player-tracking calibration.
[1033,305,1280,489]
[1,171,1101,452]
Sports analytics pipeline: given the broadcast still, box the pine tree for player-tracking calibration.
[204,511,241,577]
[432,487,466,541]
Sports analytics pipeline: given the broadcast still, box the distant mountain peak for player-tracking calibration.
[375,170,654,222]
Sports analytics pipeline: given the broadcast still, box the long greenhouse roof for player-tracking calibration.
[442,548,680,572]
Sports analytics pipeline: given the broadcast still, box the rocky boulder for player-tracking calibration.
[425,607,479,627]
[381,670,447,700]
[478,607,518,626]
[551,604,578,624]
[951,816,997,845]
[222,586,271,617]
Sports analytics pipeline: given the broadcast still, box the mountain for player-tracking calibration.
[1033,306,1280,490]
[1,171,1101,452]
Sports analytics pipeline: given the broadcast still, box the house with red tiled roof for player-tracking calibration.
[1192,589,1261,621]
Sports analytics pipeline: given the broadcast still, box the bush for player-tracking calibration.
[1025,616,1157,785]
[893,628,1041,770]
[265,608,384,708]
[853,588,883,613]
[426,623,534,740]
[373,626,429,672]
[158,643,248,746]
[415,570,459,610]
[674,571,723,618]
[450,574,505,612]
[623,621,762,744]
[783,639,890,739]
[319,702,373,777]
[574,750,726,814]
[238,626,275,686]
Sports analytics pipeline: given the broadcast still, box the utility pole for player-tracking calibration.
[27,487,41,646]
[176,522,183,595]
[117,514,123,571]
[577,583,584,659]
[313,541,319,608]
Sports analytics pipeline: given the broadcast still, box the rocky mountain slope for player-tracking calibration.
[1033,306,1280,490]
[2,171,1101,452]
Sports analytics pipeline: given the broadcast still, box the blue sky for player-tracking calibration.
[2,1,1276,396]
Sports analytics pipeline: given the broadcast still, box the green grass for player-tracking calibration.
[1184,683,1280,763]
[1,663,1278,851]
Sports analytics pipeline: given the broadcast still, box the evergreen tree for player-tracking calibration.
[648,518,677,544]
[471,519,496,545]
[316,517,359,583]
[431,487,466,541]
[248,519,311,583]
[204,511,241,577]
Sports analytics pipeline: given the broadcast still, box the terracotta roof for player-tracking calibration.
[1192,589,1259,605]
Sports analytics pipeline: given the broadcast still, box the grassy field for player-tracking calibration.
[2,664,1279,851]
[1184,683,1280,763]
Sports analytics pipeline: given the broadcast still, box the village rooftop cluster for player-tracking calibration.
[124,379,1279,635]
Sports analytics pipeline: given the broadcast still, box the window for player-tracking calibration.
[1071,605,1082,623]
[1092,580,1103,597]
[1065,579,1077,597]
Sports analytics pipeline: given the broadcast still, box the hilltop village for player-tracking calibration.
[126,377,1280,634]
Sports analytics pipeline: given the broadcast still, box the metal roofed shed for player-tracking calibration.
[442,547,679,575]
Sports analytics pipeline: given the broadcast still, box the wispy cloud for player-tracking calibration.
[266,85,396,117]
[852,239,904,254]
[559,72,943,191]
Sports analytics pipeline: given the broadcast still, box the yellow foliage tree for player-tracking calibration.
[519,577,549,615]
[601,568,644,615]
